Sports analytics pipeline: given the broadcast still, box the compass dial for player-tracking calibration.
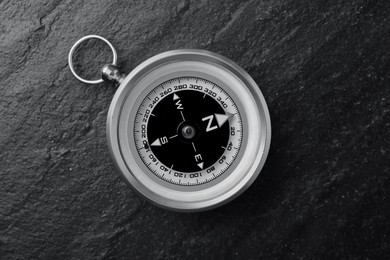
[134,77,242,186]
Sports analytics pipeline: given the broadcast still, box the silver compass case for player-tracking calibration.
[106,49,271,212]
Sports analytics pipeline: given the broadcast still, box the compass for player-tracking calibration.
[69,35,271,212]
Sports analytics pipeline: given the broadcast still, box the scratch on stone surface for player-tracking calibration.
[176,0,190,16]
[276,25,301,47]
[38,0,63,27]
[213,0,251,41]
[38,0,66,38]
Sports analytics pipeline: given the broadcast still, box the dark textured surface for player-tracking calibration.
[1,0,390,259]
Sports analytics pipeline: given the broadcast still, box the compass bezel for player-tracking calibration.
[107,49,271,212]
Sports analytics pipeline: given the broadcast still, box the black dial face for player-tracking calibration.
[148,90,229,172]
[134,77,242,186]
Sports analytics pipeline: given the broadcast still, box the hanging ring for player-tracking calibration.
[68,35,118,84]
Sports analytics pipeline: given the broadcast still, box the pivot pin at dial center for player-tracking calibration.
[181,125,196,139]
[177,121,200,143]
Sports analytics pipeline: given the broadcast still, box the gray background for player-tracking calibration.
[1,0,389,259]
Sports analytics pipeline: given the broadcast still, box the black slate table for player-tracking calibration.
[1,0,389,259]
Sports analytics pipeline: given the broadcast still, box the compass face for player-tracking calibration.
[134,77,242,186]
[107,49,271,211]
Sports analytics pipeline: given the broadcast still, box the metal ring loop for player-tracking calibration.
[68,35,117,84]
